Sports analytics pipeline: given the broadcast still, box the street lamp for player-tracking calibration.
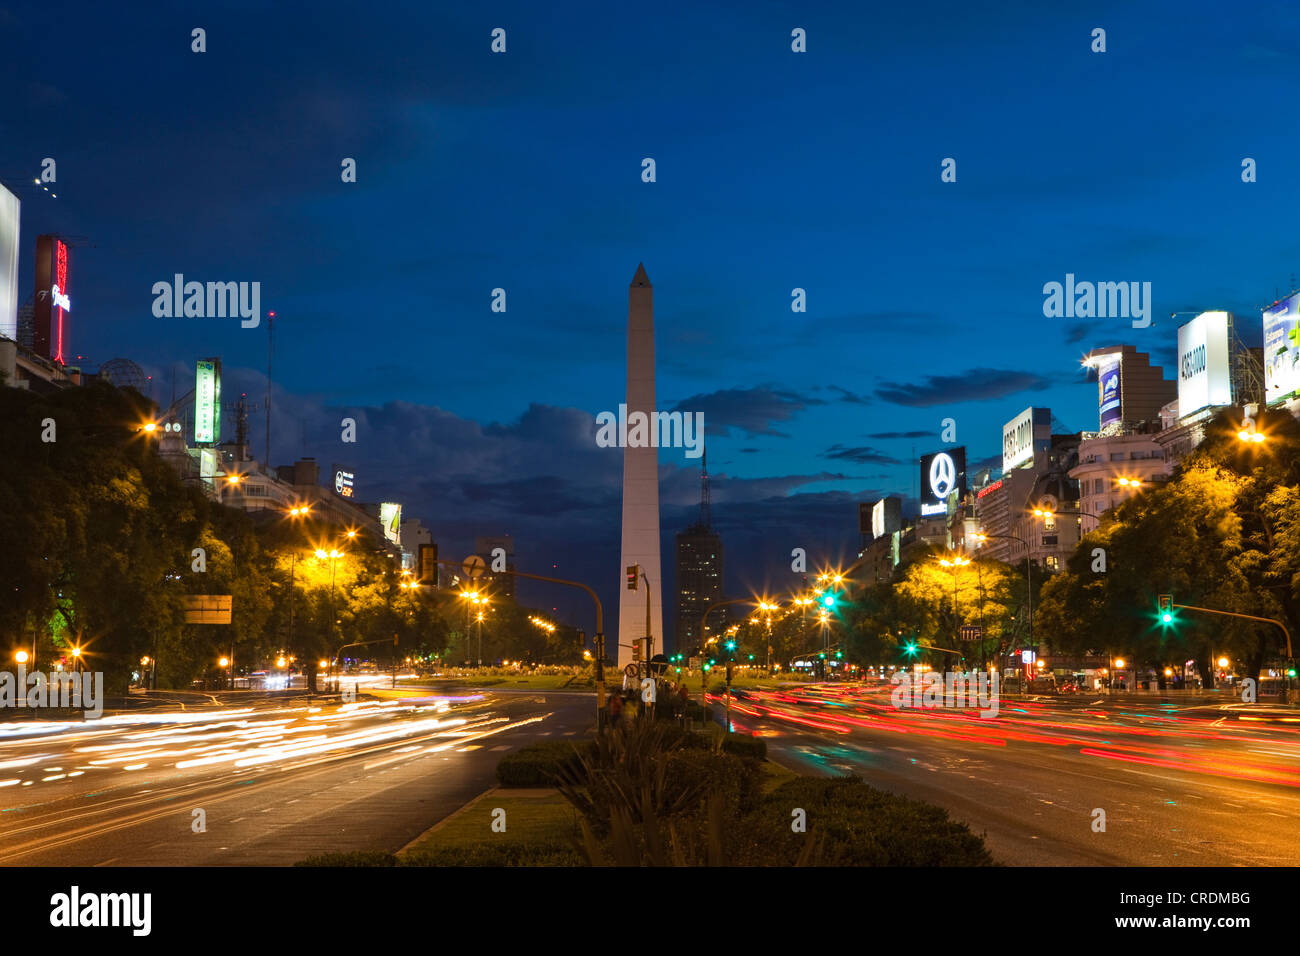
[14,650,28,664]
[458,589,491,667]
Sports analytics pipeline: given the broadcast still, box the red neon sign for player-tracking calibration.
[54,240,68,364]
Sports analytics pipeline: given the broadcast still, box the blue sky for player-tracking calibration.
[4,0,1299,643]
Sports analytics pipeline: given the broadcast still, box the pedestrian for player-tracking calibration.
[607,691,623,725]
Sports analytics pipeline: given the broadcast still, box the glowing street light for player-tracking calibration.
[1116,477,1142,488]
[219,657,229,668]
[14,650,29,664]
[1217,656,1229,669]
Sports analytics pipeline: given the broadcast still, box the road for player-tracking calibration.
[0,685,591,865]
[719,681,1300,866]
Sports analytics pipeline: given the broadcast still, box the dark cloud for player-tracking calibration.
[863,430,931,440]
[875,368,1053,407]
[825,385,871,405]
[1064,321,1093,345]
[821,444,901,466]
[669,386,823,438]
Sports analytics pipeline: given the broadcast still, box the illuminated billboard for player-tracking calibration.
[33,235,71,362]
[919,447,966,517]
[1098,357,1121,427]
[1177,311,1232,417]
[194,359,222,444]
[333,469,355,498]
[1263,293,1300,405]
[0,185,17,344]
[1002,407,1050,473]
[379,502,401,545]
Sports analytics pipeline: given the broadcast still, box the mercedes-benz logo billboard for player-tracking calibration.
[919,447,966,516]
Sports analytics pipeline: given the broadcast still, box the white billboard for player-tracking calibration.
[871,497,901,539]
[380,502,401,545]
[1177,311,1231,417]
[0,184,18,343]
[1263,292,1300,405]
[1003,407,1049,474]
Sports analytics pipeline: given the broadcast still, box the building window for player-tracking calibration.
[1109,453,1126,461]
[1046,556,1060,570]
[1044,514,1056,531]
[1093,478,1104,494]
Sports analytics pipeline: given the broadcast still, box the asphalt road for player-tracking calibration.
[0,684,592,865]
[721,682,1300,866]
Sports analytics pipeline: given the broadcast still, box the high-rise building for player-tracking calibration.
[675,452,723,656]
[618,264,663,667]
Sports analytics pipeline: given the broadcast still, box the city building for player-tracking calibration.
[1070,430,1170,533]
[1081,345,1176,434]
[675,454,723,656]
[401,518,433,571]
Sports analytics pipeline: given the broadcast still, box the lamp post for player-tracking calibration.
[975,529,1035,678]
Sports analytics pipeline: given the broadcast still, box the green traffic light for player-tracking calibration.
[822,592,835,608]
[1161,612,1172,624]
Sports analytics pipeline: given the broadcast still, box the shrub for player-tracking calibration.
[495,739,594,787]
[729,776,995,866]
[721,733,767,760]
[294,851,397,867]
[404,842,583,867]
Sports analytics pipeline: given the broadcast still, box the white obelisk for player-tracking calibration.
[618,263,663,670]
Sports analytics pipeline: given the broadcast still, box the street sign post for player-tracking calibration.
[183,595,233,624]
[462,555,486,581]
[959,625,983,641]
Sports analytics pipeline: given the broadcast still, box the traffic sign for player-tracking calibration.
[462,554,486,580]
[959,625,983,641]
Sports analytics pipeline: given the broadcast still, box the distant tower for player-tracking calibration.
[618,264,664,668]
[675,446,724,656]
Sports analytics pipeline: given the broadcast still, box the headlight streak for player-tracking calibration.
[722,682,1300,785]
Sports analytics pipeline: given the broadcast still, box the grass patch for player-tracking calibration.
[400,790,582,863]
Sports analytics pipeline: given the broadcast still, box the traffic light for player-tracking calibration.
[821,590,836,609]
[725,661,734,683]
[903,642,918,657]
[1157,594,1174,626]
[632,641,642,662]
[725,639,737,653]
[626,565,639,590]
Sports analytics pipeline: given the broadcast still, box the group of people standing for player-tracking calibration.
[605,667,693,725]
